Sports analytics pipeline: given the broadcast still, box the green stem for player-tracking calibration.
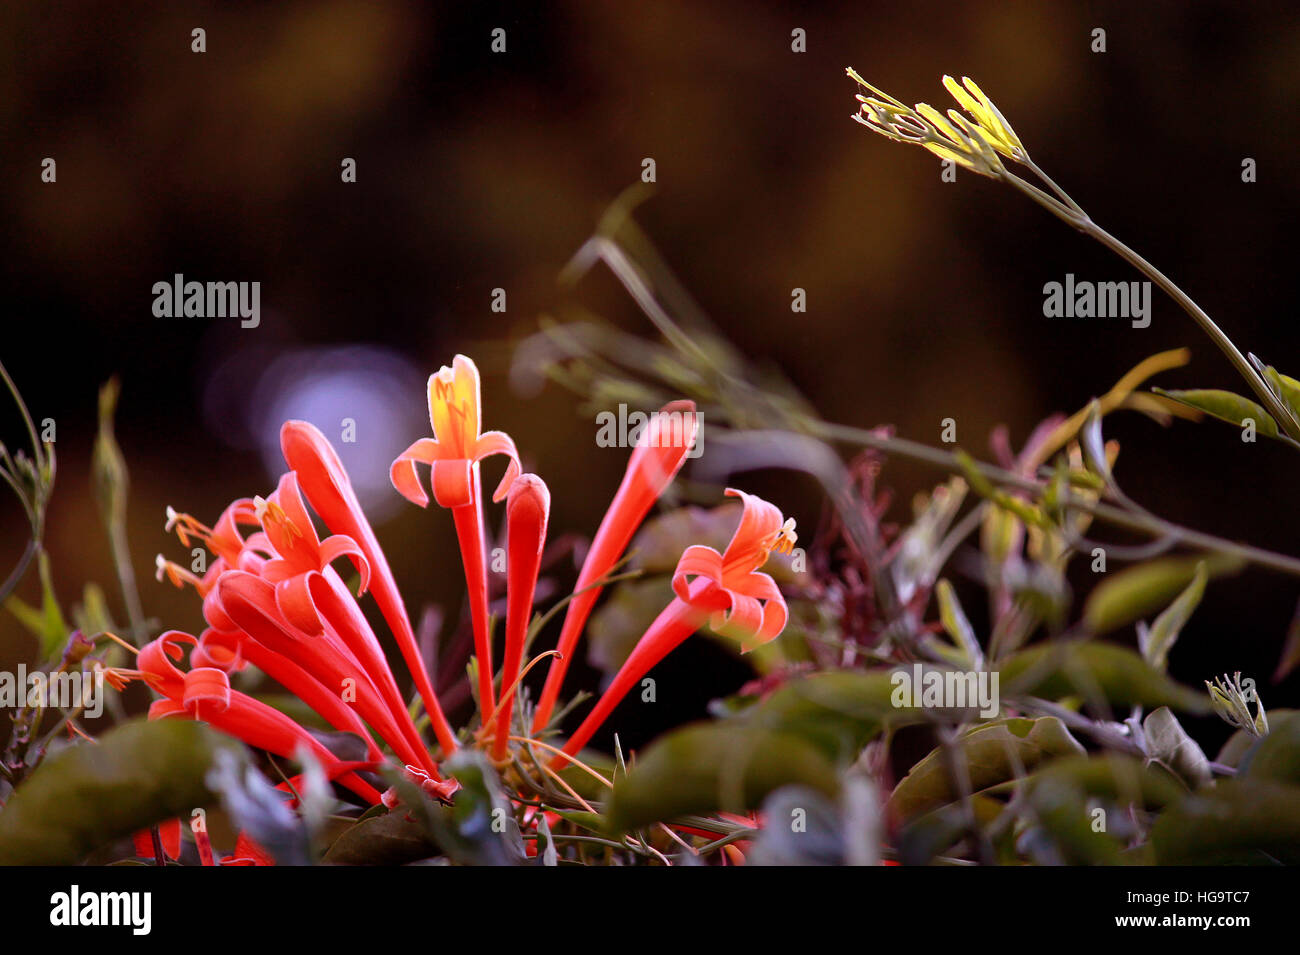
[810,420,1300,578]
[1002,170,1300,441]
[108,521,147,646]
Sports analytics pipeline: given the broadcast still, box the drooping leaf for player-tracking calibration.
[605,724,839,833]
[0,720,240,865]
[887,717,1084,821]
[1142,707,1212,789]
[1083,553,1241,636]
[1151,388,1279,438]
[999,641,1210,713]
[1138,561,1207,672]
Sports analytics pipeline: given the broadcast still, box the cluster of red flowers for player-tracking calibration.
[117,355,794,863]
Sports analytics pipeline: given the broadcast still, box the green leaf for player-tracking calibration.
[999,641,1211,713]
[1083,553,1241,636]
[1216,709,1297,768]
[935,579,982,668]
[1142,707,1212,789]
[1138,561,1207,671]
[738,670,908,759]
[323,809,438,866]
[1152,779,1300,864]
[1025,776,1123,865]
[1025,753,1186,809]
[1151,388,1279,438]
[4,550,70,658]
[605,725,839,833]
[888,717,1084,821]
[71,582,115,638]
[0,720,240,865]
[1254,359,1300,428]
[1242,711,1300,786]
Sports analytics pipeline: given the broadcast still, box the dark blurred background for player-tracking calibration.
[2,1,1299,752]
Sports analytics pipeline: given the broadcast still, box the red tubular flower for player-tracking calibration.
[533,400,699,731]
[215,571,440,778]
[554,489,794,767]
[281,419,459,754]
[389,355,521,718]
[492,474,550,761]
[247,472,370,636]
[195,625,383,763]
[140,632,382,804]
[306,572,439,771]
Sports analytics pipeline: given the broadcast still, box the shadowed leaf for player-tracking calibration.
[606,725,839,833]
[1143,707,1212,789]
[1083,553,1241,636]
[1000,641,1210,713]
[888,717,1084,820]
[1138,561,1207,672]
[0,720,240,865]
[1152,779,1300,864]
[1151,388,1279,438]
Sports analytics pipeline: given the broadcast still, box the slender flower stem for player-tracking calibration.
[107,519,148,647]
[810,420,1300,578]
[1001,169,1300,442]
